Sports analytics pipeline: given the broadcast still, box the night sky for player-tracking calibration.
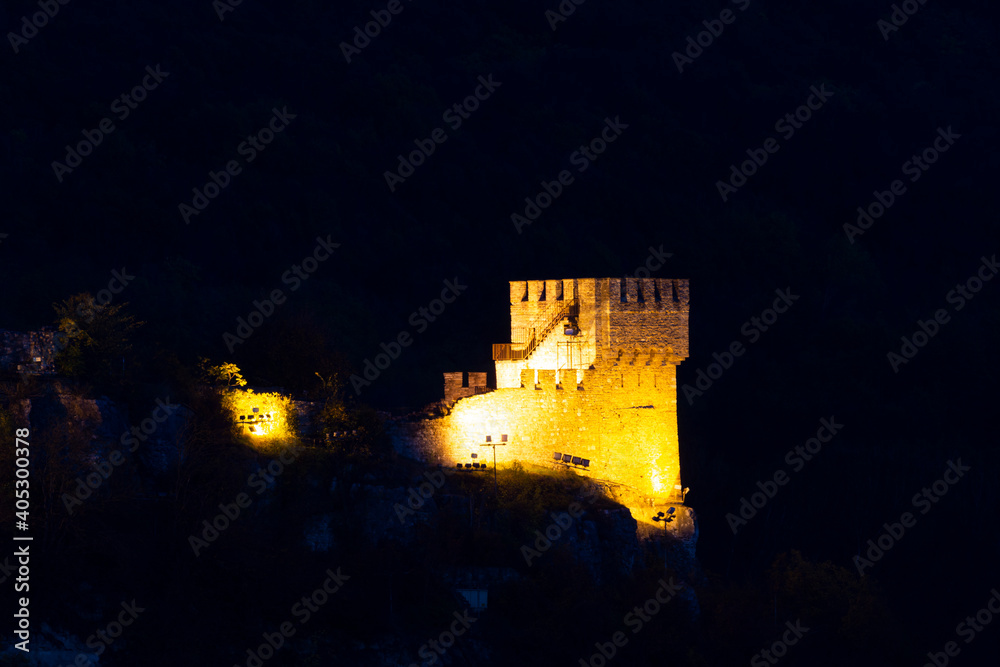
[1,0,999,665]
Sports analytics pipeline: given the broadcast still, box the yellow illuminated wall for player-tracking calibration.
[392,278,690,501]
[395,364,682,499]
[222,389,294,447]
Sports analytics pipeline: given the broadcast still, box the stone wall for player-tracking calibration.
[395,277,690,501]
[443,371,489,405]
[391,361,682,499]
[606,278,689,358]
[0,328,59,375]
[496,278,689,388]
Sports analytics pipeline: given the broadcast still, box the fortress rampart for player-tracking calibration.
[390,278,690,501]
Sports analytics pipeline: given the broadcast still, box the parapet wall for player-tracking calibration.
[605,278,689,359]
[506,278,688,352]
[392,363,681,499]
[508,279,577,342]
[443,372,489,405]
[497,278,689,387]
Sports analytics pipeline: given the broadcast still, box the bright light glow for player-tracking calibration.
[222,389,293,448]
[429,383,682,501]
[406,278,690,502]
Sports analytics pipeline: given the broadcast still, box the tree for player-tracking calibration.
[52,293,144,391]
[198,358,247,387]
[317,401,390,465]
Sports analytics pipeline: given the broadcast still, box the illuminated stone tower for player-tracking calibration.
[494,278,689,389]
[392,278,690,506]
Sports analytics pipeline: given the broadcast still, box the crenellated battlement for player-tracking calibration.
[509,278,688,306]
[496,278,688,390]
[518,364,677,395]
[443,371,490,404]
[507,278,688,336]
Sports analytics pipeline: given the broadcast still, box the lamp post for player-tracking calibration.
[480,434,507,496]
[652,507,676,559]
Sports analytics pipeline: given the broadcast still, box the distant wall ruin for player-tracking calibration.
[0,328,59,375]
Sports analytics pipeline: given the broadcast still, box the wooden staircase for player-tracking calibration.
[493,300,579,361]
